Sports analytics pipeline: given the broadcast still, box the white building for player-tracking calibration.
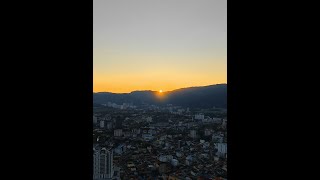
[215,143,227,158]
[93,147,113,180]
[114,129,123,137]
[100,121,105,128]
[222,118,227,129]
[195,113,204,120]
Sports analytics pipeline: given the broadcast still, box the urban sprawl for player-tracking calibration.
[93,102,227,180]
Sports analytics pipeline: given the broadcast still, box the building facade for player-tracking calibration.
[93,147,114,180]
[215,143,227,158]
[114,129,123,137]
[100,120,105,128]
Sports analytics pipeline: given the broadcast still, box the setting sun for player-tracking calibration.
[159,90,163,93]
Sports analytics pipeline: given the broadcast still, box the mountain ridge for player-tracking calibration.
[94,83,227,94]
[93,84,227,108]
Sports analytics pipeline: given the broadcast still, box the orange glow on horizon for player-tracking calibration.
[93,81,226,93]
[155,89,167,101]
[93,52,226,93]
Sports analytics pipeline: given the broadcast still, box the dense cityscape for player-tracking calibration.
[93,0,227,179]
[93,102,227,180]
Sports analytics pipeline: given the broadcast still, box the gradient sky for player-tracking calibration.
[93,0,227,93]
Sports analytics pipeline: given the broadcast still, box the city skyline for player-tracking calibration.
[93,0,227,93]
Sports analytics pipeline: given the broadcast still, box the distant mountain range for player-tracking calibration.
[93,84,227,108]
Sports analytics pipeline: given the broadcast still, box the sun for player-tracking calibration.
[159,90,163,93]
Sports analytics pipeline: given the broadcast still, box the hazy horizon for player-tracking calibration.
[93,83,227,93]
[94,0,227,93]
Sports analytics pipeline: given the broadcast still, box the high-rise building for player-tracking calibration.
[93,147,114,180]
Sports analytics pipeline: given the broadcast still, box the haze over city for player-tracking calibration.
[93,0,227,93]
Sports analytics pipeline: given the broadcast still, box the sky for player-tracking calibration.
[93,0,227,93]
